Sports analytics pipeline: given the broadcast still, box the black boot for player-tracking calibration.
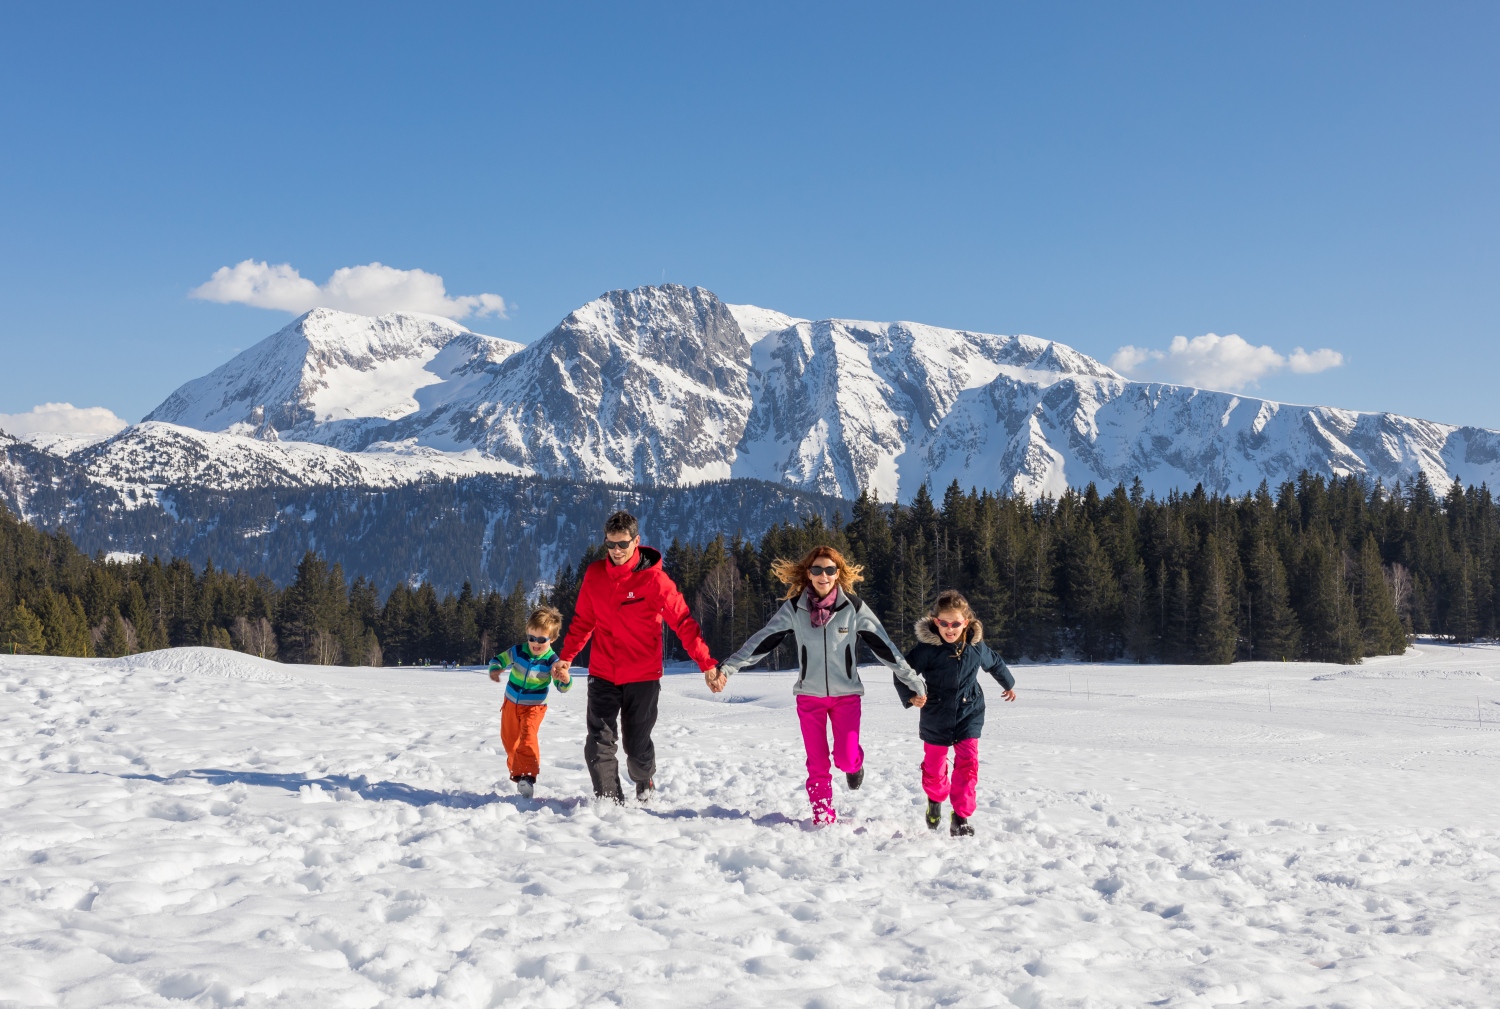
[514,775,536,799]
[925,800,942,830]
[636,778,655,802]
[950,812,974,837]
[846,768,864,791]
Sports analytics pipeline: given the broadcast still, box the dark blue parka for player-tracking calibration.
[895,617,1015,746]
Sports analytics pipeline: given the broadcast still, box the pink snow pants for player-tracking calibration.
[923,738,980,818]
[796,694,863,824]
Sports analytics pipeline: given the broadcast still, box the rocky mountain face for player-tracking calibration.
[7,282,1500,593]
[381,284,755,485]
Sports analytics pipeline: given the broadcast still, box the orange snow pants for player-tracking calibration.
[500,700,547,779]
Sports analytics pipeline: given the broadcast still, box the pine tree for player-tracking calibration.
[1355,535,1406,655]
[899,533,936,649]
[39,590,93,657]
[1194,538,1238,664]
[968,543,1008,643]
[1298,535,1362,663]
[1064,523,1119,660]
[1248,538,1301,661]
[1163,564,1194,663]
[98,608,136,658]
[1448,551,1479,643]
[1119,558,1154,661]
[2,600,46,655]
[1016,527,1059,660]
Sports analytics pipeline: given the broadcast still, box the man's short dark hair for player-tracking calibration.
[604,510,638,540]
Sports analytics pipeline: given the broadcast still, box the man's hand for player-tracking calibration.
[554,667,572,686]
[704,667,728,693]
[1001,688,1017,702]
[911,694,927,708]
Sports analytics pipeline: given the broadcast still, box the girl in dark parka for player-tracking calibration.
[895,589,1017,836]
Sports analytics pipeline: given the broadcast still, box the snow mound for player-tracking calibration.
[99,647,300,683]
[1312,667,1491,681]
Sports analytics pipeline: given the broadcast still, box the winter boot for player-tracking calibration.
[514,775,536,799]
[635,778,655,802]
[925,800,943,830]
[811,798,837,826]
[846,768,864,791]
[950,812,974,837]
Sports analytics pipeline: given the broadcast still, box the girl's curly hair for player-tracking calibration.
[769,545,864,600]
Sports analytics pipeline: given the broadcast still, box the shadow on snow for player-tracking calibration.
[105,768,806,825]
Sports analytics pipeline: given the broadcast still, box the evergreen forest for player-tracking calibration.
[4,472,1499,668]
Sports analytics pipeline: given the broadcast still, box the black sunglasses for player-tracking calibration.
[527,634,551,644]
[808,564,839,577]
[604,538,635,551]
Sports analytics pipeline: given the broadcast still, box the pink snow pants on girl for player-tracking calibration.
[923,739,979,818]
[796,694,863,824]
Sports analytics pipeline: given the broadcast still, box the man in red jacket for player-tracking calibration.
[551,510,719,801]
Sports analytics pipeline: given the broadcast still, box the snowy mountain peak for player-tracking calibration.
[144,308,523,446]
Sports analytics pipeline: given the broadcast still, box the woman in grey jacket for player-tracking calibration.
[711,546,927,824]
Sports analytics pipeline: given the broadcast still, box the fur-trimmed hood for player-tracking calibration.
[914,616,985,647]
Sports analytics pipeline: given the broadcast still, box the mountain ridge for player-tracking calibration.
[12,283,1500,508]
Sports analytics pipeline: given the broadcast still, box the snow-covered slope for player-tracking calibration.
[74,422,529,506]
[5,644,1500,1006]
[83,285,1500,503]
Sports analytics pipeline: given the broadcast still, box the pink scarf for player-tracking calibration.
[807,588,837,628]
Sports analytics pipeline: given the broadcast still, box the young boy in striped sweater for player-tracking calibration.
[488,605,571,798]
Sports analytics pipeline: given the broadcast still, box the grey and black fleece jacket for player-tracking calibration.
[719,587,927,699]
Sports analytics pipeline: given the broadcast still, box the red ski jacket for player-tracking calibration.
[559,546,715,683]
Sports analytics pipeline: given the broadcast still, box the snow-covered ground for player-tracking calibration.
[4,643,1500,1007]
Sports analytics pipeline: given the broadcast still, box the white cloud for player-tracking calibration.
[190,260,507,320]
[1288,347,1344,374]
[0,402,128,439]
[1110,333,1344,391]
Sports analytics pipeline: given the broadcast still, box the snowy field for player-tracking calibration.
[4,644,1500,1008]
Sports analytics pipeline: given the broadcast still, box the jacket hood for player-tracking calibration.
[914,616,985,647]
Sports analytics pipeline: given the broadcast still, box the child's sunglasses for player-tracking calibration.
[807,564,839,576]
[527,634,551,644]
[934,618,966,629]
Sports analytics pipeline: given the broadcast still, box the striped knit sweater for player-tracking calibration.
[490,643,568,706]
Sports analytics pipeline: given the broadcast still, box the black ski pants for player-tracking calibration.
[584,676,660,798]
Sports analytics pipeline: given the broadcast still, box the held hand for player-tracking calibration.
[705,667,727,693]
[550,660,570,681]
[1002,688,1017,702]
[911,694,927,708]
[554,667,572,686]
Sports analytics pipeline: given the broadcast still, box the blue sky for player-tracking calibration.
[1,2,1496,430]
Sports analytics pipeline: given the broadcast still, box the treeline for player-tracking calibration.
[0,504,539,665]
[644,473,1496,667]
[3,471,1497,666]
